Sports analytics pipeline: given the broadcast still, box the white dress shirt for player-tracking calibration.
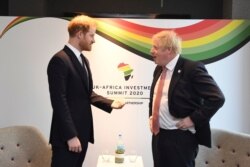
[66,43,82,65]
[66,43,89,77]
[153,55,195,133]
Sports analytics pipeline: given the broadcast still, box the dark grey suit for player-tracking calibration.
[149,56,225,167]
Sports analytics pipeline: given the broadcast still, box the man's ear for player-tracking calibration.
[166,47,173,54]
[76,31,83,39]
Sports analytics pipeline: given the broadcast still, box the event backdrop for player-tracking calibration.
[0,17,250,167]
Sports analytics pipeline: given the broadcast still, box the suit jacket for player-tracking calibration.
[149,56,225,147]
[47,45,113,147]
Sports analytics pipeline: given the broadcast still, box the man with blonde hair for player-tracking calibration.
[149,30,225,167]
[47,15,124,167]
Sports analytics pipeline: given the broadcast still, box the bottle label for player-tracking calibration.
[117,145,125,150]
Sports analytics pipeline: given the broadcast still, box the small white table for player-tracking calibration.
[97,155,144,167]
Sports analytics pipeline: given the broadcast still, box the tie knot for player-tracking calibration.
[80,53,84,60]
[80,54,85,65]
[162,66,167,72]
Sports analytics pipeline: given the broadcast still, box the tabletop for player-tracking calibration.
[96,155,144,167]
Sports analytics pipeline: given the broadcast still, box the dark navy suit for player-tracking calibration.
[47,45,113,166]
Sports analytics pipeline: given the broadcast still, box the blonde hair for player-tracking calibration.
[68,15,97,37]
[152,30,182,54]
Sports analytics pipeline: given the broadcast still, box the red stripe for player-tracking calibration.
[97,19,232,41]
[97,18,165,37]
[178,20,232,40]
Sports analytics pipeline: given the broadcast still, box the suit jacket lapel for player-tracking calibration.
[168,56,184,105]
[150,66,162,101]
[81,55,93,92]
[63,46,91,94]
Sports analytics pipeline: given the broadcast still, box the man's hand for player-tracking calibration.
[67,136,82,153]
[111,99,125,109]
[176,116,194,129]
[149,116,153,133]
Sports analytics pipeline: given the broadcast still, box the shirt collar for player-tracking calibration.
[166,54,180,71]
[66,43,81,59]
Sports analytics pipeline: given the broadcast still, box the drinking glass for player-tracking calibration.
[129,150,137,163]
[101,150,110,162]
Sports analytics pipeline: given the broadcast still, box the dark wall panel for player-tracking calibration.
[159,0,223,18]
[0,0,9,15]
[8,0,46,16]
[4,0,224,18]
[46,0,160,17]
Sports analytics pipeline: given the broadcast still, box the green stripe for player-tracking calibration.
[182,25,250,61]
[124,69,133,76]
[98,27,150,54]
[182,21,250,54]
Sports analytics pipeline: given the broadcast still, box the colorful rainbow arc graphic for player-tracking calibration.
[1,17,250,64]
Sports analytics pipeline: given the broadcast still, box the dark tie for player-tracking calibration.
[152,66,167,135]
[80,54,89,90]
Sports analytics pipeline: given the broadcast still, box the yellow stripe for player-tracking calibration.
[97,20,151,44]
[119,66,131,71]
[97,20,244,49]
[182,20,244,48]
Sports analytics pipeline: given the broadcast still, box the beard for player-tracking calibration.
[80,41,92,51]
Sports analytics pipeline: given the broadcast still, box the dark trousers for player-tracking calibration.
[152,129,198,167]
[51,143,88,167]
